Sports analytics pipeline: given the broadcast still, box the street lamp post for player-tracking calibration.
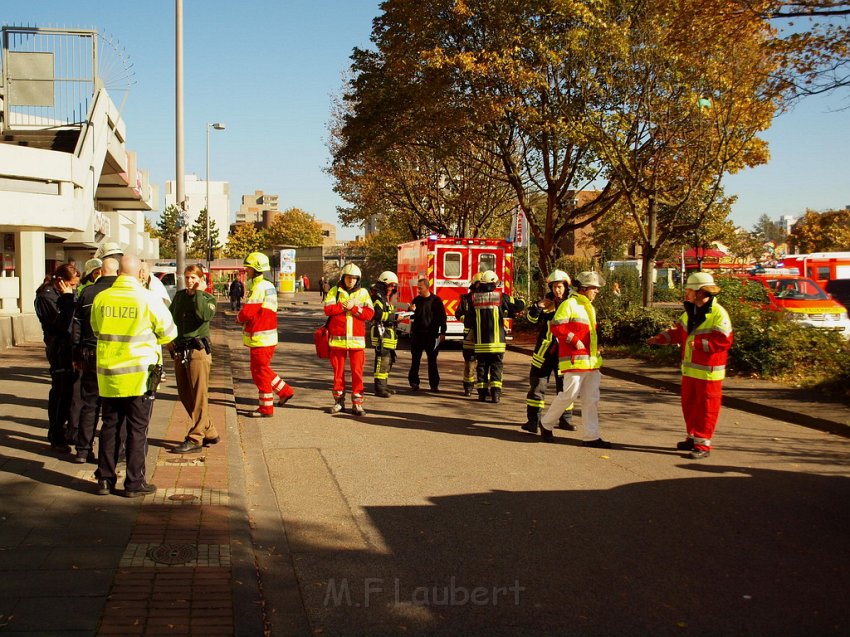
[206,122,225,269]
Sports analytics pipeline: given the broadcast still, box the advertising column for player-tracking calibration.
[279,248,296,297]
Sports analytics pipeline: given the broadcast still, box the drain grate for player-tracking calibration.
[168,493,198,502]
[146,543,198,565]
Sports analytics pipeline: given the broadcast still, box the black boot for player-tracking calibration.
[491,389,501,403]
[523,407,540,433]
[477,389,488,402]
[375,381,391,398]
[557,410,577,431]
[463,383,473,397]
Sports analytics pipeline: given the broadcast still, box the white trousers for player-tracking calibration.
[540,370,601,441]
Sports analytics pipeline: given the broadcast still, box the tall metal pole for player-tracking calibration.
[206,123,210,270]
[175,0,186,290]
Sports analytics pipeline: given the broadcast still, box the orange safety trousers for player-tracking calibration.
[330,348,365,405]
[249,346,293,415]
[680,375,723,451]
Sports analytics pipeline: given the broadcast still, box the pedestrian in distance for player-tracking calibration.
[522,269,576,434]
[302,273,310,292]
[407,277,447,393]
[237,252,295,417]
[167,265,219,454]
[72,256,120,464]
[228,277,244,311]
[454,272,483,396]
[647,271,733,459]
[325,263,375,415]
[34,263,81,453]
[470,270,526,402]
[92,255,177,497]
[540,271,610,447]
[369,271,400,398]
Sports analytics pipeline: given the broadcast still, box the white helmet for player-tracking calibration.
[378,271,399,285]
[546,269,571,287]
[480,270,499,284]
[575,271,606,288]
[341,263,362,279]
[686,271,720,293]
[95,242,123,260]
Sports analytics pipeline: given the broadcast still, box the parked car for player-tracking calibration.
[742,269,850,338]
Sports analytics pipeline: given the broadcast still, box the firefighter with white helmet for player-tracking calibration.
[94,242,123,260]
[325,263,375,415]
[522,269,576,433]
[471,270,526,402]
[369,270,399,398]
[540,270,611,447]
[647,271,733,459]
[454,271,484,395]
[237,252,295,417]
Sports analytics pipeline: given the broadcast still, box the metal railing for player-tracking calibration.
[1,26,98,131]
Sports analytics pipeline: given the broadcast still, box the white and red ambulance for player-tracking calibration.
[396,236,516,339]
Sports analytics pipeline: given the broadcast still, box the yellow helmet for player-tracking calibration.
[243,252,270,273]
[480,270,499,285]
[341,263,362,279]
[546,269,571,286]
[378,270,398,285]
[472,272,484,283]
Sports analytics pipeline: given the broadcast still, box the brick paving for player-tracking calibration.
[96,326,243,636]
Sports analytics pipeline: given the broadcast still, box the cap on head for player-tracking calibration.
[341,263,362,279]
[243,252,270,272]
[546,269,571,287]
[575,271,606,289]
[685,271,720,294]
[480,270,499,285]
[378,270,398,285]
[84,258,103,277]
[95,242,123,260]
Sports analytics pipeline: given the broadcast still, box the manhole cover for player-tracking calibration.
[168,493,198,502]
[146,543,198,565]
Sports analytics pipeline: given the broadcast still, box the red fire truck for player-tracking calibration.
[396,236,516,339]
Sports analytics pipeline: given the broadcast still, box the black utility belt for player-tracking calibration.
[175,337,210,352]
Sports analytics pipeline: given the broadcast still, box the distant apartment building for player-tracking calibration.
[235,190,279,224]
[778,215,797,235]
[164,175,230,243]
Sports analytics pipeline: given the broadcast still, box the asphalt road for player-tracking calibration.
[224,300,850,636]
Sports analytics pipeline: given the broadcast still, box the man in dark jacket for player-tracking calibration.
[407,278,447,392]
[72,256,119,463]
[228,278,244,311]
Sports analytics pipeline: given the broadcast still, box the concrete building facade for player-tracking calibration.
[164,175,230,245]
[0,26,157,344]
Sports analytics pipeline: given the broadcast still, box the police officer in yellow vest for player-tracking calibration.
[92,255,177,497]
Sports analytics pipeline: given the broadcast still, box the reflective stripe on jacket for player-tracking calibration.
[91,275,177,397]
[660,301,733,381]
[325,286,374,349]
[527,303,558,368]
[551,291,602,373]
[369,294,397,350]
[238,276,278,347]
[472,291,511,354]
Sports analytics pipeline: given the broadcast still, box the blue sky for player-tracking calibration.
[3,1,848,240]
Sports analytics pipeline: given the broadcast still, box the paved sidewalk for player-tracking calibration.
[0,307,265,636]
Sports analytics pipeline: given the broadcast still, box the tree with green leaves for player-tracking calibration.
[187,208,223,260]
[752,214,787,245]
[264,208,323,247]
[223,223,266,259]
[156,205,182,259]
[788,208,850,253]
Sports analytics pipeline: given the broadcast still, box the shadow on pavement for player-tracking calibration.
[291,466,850,636]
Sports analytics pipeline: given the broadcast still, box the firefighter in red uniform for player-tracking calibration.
[237,252,295,417]
[325,263,374,415]
[647,272,733,459]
